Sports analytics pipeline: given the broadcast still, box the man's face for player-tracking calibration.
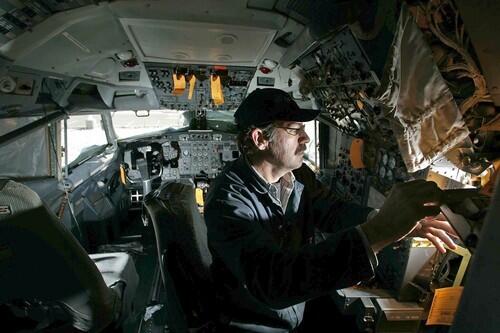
[267,121,310,171]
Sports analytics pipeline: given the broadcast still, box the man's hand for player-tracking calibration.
[408,213,458,253]
[361,180,443,253]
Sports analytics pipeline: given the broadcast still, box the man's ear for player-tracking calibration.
[250,128,269,150]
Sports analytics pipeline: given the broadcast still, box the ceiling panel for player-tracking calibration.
[122,19,277,66]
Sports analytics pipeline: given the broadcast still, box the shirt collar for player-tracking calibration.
[280,171,296,189]
[246,157,296,188]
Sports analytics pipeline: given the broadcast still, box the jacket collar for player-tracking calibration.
[232,156,306,216]
[235,156,302,198]
[234,156,270,195]
[289,178,304,214]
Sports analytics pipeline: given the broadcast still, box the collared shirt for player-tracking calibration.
[250,164,295,211]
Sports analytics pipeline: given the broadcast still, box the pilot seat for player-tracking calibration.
[143,181,217,332]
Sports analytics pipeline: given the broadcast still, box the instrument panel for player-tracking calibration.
[122,130,239,183]
[146,63,255,110]
[297,27,380,137]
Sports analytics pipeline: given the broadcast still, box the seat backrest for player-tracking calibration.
[0,179,117,332]
[143,181,215,332]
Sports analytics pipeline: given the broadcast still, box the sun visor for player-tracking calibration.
[376,4,469,172]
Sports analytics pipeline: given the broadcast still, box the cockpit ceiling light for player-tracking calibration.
[116,50,134,61]
[216,34,238,45]
[262,58,278,70]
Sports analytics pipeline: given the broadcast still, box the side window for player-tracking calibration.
[61,114,109,168]
[0,117,53,178]
[304,120,320,170]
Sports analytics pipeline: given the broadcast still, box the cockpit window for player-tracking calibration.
[61,114,109,167]
[304,120,320,169]
[111,110,188,139]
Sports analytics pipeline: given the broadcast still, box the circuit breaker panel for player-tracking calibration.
[298,27,381,136]
[298,27,411,204]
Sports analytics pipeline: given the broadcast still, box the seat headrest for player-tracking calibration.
[155,181,195,202]
[0,179,43,221]
[145,180,212,272]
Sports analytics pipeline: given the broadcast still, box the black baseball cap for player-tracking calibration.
[234,88,320,129]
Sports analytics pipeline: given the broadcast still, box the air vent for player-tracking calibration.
[217,34,238,45]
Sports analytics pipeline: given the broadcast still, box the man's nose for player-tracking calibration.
[299,131,310,144]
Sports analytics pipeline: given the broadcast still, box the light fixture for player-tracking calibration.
[116,50,134,61]
[262,58,278,70]
[259,58,279,74]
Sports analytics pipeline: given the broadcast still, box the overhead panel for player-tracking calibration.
[145,63,255,111]
[298,27,379,137]
[121,19,276,67]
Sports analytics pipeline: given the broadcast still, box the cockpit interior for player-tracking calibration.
[0,1,499,332]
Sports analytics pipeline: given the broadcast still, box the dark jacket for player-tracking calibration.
[205,157,376,332]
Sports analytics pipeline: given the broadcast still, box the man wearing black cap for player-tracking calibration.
[205,88,456,332]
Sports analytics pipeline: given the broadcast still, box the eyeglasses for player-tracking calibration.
[275,124,306,136]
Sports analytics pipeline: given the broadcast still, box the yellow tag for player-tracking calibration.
[119,165,127,185]
[195,188,204,207]
[349,138,365,169]
[172,73,186,96]
[210,74,224,105]
[355,100,364,110]
[188,74,196,100]
[426,286,463,326]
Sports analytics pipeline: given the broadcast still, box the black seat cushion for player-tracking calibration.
[0,180,120,332]
[144,182,216,329]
